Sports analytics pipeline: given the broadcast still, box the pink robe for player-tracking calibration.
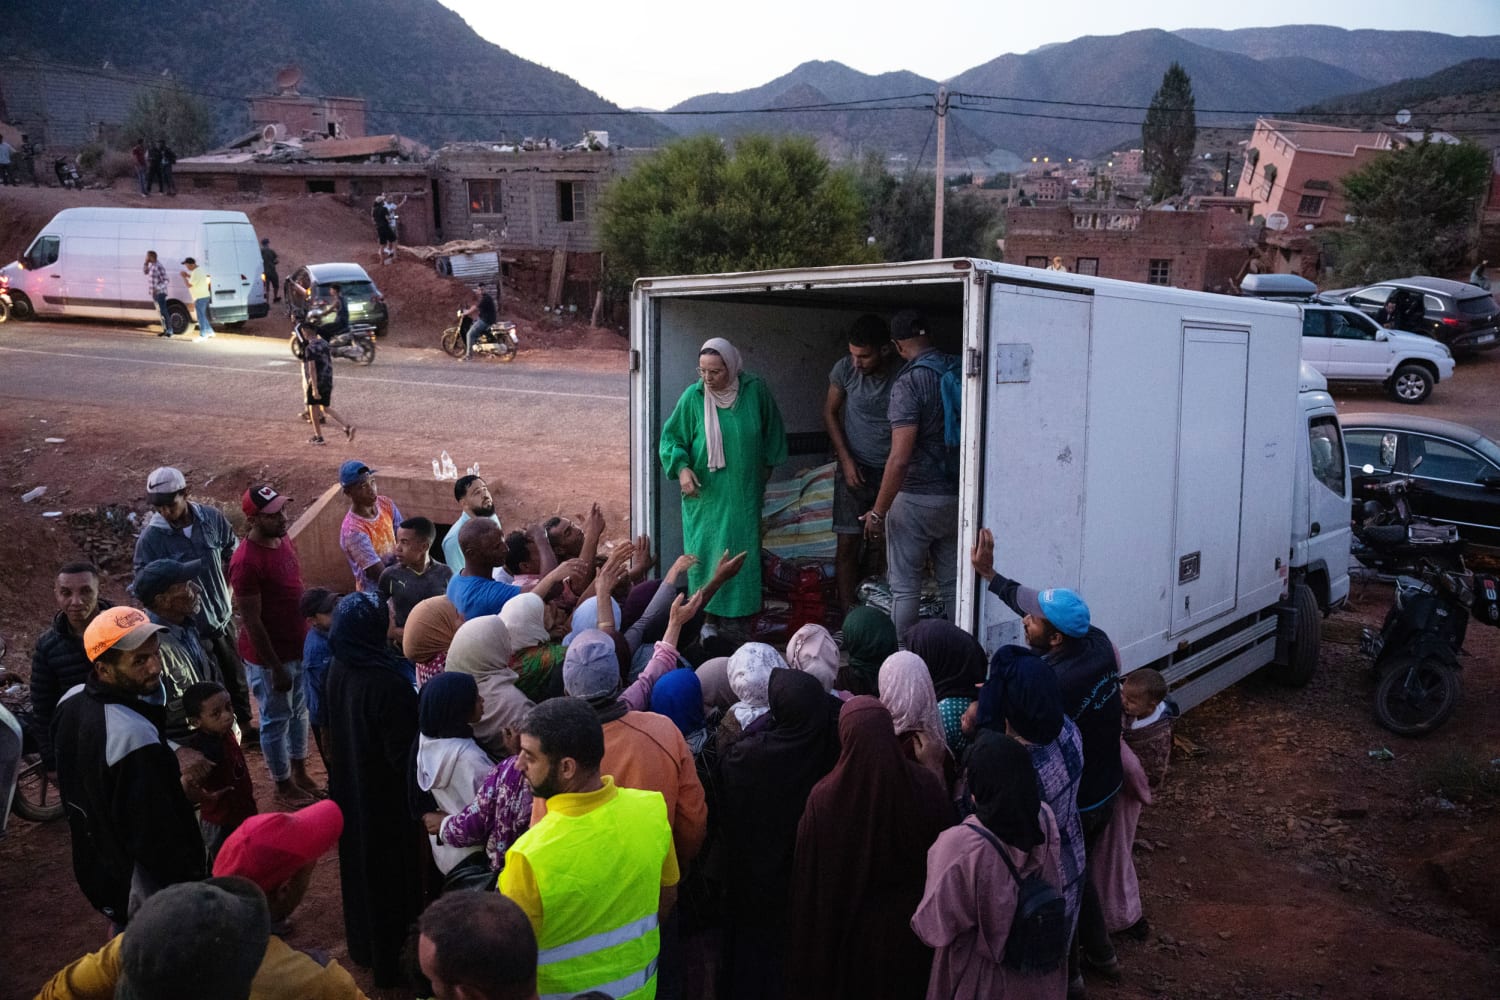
[911,808,1069,1000]
[1089,739,1153,933]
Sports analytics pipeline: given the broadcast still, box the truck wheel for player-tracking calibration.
[1388,364,1433,404]
[1374,655,1460,736]
[441,326,467,358]
[167,302,191,336]
[1270,582,1320,687]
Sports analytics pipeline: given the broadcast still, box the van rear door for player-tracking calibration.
[204,222,259,323]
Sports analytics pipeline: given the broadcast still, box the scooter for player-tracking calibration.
[1353,469,1500,736]
[442,309,518,361]
[0,634,66,829]
[53,157,81,190]
[288,307,376,366]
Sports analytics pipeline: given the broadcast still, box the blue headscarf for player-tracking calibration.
[418,672,478,739]
[563,595,622,646]
[650,668,705,737]
[329,592,415,686]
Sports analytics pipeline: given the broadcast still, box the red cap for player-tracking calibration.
[213,800,343,893]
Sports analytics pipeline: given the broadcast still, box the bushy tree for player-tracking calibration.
[1323,137,1492,284]
[600,134,876,289]
[120,83,215,155]
[852,154,1005,262]
[1142,63,1197,202]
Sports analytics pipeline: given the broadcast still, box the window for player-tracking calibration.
[305,179,335,194]
[1327,311,1374,340]
[1410,437,1487,484]
[1147,259,1171,285]
[1301,311,1327,338]
[1296,194,1325,217]
[1349,287,1392,309]
[557,181,585,222]
[1308,416,1346,496]
[26,235,60,269]
[1025,256,1049,269]
[1075,257,1099,276]
[468,179,503,215]
[236,175,262,194]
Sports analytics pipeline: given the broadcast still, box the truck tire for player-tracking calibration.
[1387,364,1433,404]
[1270,582,1320,687]
[167,302,191,336]
[1374,655,1460,737]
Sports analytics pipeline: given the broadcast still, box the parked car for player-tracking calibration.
[1328,276,1500,356]
[1240,274,1454,403]
[1342,412,1500,548]
[284,262,387,335]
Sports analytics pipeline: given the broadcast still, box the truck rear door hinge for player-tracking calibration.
[629,349,641,372]
[965,347,982,377]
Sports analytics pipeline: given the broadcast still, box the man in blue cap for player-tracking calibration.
[338,460,403,597]
[134,557,223,742]
[972,526,1122,996]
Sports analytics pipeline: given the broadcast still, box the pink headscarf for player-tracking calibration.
[878,651,946,748]
[786,624,840,693]
[700,337,742,471]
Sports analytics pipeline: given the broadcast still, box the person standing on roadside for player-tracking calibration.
[143,251,173,336]
[30,562,113,771]
[0,135,15,186]
[373,193,398,264]
[296,317,355,446]
[261,238,280,303]
[134,465,254,738]
[338,461,403,596]
[157,139,177,195]
[229,483,321,807]
[146,141,164,194]
[130,139,148,196]
[180,257,214,341]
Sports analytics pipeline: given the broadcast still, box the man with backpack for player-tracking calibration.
[862,308,960,636]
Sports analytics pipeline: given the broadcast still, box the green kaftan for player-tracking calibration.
[659,371,788,617]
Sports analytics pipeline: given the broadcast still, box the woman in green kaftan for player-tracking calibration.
[659,337,788,620]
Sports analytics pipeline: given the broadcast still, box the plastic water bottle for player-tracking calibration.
[440,451,457,480]
[432,458,443,480]
[467,462,480,477]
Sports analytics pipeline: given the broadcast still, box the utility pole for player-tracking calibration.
[1223,149,1232,197]
[934,86,949,258]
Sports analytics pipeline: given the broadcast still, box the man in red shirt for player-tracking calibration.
[229,484,319,806]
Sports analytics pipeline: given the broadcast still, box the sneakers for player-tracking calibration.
[345,425,356,442]
[309,435,326,445]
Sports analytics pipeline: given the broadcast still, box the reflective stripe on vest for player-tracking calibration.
[539,957,658,1000]
[538,913,659,965]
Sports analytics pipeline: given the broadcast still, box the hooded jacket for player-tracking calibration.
[30,600,114,767]
[415,735,494,873]
[133,503,238,633]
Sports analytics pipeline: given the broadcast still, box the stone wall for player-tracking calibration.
[0,62,147,149]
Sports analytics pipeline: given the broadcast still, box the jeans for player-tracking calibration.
[465,318,491,356]
[885,491,959,637]
[136,167,148,195]
[245,658,309,782]
[193,296,214,337]
[153,292,172,332]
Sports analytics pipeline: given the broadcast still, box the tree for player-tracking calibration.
[120,83,215,155]
[600,134,876,290]
[851,153,1005,262]
[1322,137,1492,284]
[1142,63,1197,202]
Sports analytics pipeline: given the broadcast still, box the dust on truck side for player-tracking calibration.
[629,259,1352,709]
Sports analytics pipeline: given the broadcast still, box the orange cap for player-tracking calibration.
[83,607,167,661]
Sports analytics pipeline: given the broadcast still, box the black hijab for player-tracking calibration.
[906,620,987,701]
[976,644,1063,745]
[418,672,478,739]
[329,593,415,685]
[968,730,1044,850]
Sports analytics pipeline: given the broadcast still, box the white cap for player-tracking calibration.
[146,466,187,496]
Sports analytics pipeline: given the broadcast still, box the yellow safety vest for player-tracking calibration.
[519,782,672,1000]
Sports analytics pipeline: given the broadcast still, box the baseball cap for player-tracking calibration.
[339,460,376,488]
[181,256,196,266]
[1014,585,1091,638]
[242,483,289,516]
[132,558,202,607]
[83,606,167,662]
[116,877,271,1000]
[145,466,187,505]
[890,308,928,341]
[214,799,344,893]
[297,587,340,618]
[562,629,621,700]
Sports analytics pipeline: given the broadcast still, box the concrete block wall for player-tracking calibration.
[1,64,144,149]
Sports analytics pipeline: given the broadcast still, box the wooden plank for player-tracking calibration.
[548,248,567,308]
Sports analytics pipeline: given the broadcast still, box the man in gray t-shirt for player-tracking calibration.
[824,314,898,611]
[863,309,960,636]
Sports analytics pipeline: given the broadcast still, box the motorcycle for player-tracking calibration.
[53,157,82,190]
[0,634,66,829]
[442,309,518,362]
[0,273,12,324]
[1353,468,1500,736]
[288,307,376,366]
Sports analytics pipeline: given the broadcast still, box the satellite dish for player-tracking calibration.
[261,124,286,143]
[274,65,303,95]
[1212,171,1224,182]
[1266,212,1290,231]
[1395,109,1412,126]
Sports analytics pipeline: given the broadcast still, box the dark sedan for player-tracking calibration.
[1330,276,1499,355]
[284,262,388,336]
[1342,411,1500,548]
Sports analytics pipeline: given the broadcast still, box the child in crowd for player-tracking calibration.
[181,681,257,863]
[300,588,339,760]
[1120,667,1176,790]
[412,672,500,890]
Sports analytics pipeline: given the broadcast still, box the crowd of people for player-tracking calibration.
[26,316,1182,1000]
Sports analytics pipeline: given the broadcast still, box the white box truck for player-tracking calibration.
[1,207,269,333]
[629,259,1352,709]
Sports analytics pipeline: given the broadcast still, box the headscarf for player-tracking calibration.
[563,595,621,646]
[329,592,414,685]
[841,606,897,692]
[728,642,785,728]
[499,592,550,650]
[878,651,946,748]
[785,623,840,693]
[905,620,987,701]
[445,616,532,758]
[418,672,478,739]
[402,596,463,664]
[968,730,1044,850]
[977,644,1064,745]
[700,337,743,471]
[650,669,705,737]
[697,657,735,710]
[621,579,662,632]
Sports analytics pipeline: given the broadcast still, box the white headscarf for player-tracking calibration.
[727,641,785,728]
[499,592,550,650]
[700,337,743,471]
[878,651,947,748]
[785,623,840,693]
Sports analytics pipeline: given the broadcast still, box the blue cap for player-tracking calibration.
[1016,584,1090,638]
[338,460,375,488]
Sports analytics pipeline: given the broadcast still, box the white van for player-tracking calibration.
[630,259,1352,710]
[1,208,269,333]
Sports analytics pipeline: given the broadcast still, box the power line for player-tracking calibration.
[951,89,1500,119]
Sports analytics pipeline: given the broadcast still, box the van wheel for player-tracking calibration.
[8,292,33,320]
[1270,582,1320,687]
[1388,365,1433,404]
[167,303,191,336]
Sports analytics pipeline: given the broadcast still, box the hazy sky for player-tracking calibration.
[437,0,1500,109]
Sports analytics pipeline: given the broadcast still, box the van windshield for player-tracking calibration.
[26,236,60,269]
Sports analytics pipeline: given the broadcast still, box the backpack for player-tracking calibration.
[910,352,963,484]
[970,822,1070,973]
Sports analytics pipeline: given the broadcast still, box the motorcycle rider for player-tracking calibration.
[461,285,497,361]
[320,284,350,341]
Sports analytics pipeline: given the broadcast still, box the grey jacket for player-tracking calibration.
[133,503,238,634]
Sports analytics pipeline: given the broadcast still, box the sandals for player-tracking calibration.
[345,425,356,442]
[309,435,326,445]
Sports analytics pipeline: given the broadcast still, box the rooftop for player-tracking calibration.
[1257,118,1392,157]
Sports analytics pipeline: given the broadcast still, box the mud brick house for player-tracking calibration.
[1005,199,1261,291]
[0,58,147,148]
